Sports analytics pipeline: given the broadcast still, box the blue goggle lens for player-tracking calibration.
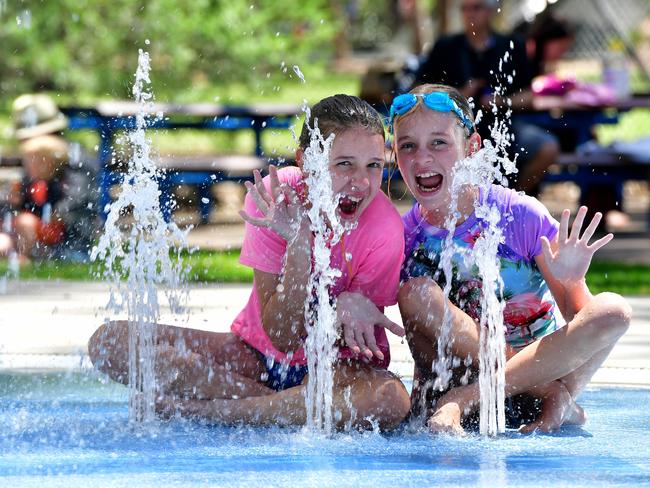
[389,92,474,133]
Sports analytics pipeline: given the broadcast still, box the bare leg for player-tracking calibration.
[0,232,13,257]
[429,292,631,434]
[157,361,411,431]
[399,277,484,423]
[88,321,273,399]
[519,380,586,433]
[519,340,619,433]
[399,277,482,372]
[14,212,39,258]
[516,140,560,195]
[559,341,617,397]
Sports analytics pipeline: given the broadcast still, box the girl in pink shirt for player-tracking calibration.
[88,95,410,431]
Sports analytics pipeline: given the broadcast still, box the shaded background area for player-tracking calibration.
[1,1,649,105]
[1,1,649,144]
[1,0,649,273]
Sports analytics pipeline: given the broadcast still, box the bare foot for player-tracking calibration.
[427,402,465,436]
[426,385,477,436]
[519,382,586,433]
[563,398,587,426]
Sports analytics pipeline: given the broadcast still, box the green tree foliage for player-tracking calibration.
[0,0,338,103]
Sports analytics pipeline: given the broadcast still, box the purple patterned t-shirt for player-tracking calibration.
[402,184,564,347]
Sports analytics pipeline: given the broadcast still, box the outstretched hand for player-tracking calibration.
[540,206,613,284]
[336,291,405,361]
[239,165,308,243]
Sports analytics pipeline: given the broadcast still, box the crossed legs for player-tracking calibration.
[398,277,632,433]
[88,320,272,399]
[157,362,411,431]
[88,321,411,431]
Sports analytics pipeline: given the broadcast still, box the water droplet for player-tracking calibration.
[16,9,31,29]
[292,65,306,83]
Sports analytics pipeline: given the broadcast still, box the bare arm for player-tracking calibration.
[256,223,312,352]
[480,88,534,113]
[535,206,613,322]
[239,166,313,353]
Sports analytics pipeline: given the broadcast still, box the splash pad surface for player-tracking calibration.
[1,372,649,487]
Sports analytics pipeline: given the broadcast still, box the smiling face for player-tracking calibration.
[394,107,479,226]
[326,126,385,222]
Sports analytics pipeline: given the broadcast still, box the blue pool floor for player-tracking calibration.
[1,371,649,487]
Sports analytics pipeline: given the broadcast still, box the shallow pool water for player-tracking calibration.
[1,371,649,487]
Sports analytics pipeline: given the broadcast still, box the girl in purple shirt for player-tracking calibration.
[392,83,631,434]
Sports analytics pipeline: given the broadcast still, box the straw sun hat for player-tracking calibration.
[12,94,68,141]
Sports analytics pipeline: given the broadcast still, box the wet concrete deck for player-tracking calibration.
[1,281,648,388]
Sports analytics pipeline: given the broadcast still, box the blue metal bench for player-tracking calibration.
[61,101,301,221]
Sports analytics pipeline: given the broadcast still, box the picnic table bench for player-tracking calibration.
[61,101,302,222]
[515,95,650,218]
[547,151,649,204]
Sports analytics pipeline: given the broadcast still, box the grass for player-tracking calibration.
[0,250,253,284]
[596,108,650,144]
[586,261,650,296]
[1,252,648,296]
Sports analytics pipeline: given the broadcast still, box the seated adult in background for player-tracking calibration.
[0,94,100,262]
[516,12,575,80]
[414,0,560,195]
[517,12,629,229]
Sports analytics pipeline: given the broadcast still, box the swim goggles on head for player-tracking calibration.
[389,92,474,133]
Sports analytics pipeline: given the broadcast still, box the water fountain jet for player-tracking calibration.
[91,48,188,423]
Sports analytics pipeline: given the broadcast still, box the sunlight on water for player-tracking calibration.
[292,65,306,84]
[301,108,344,435]
[90,49,188,423]
[433,60,518,435]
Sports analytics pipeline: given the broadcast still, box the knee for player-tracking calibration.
[88,320,128,367]
[539,139,560,161]
[368,375,411,431]
[588,292,632,338]
[398,277,423,311]
[14,212,39,233]
[398,277,443,327]
[0,233,12,255]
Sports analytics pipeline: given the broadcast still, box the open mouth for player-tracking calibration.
[415,171,443,193]
[338,194,362,217]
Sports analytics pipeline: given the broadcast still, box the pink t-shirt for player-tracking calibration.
[231,166,404,369]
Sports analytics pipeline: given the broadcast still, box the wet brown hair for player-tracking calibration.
[298,94,385,151]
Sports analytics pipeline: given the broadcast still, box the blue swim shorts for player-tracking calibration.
[257,352,308,392]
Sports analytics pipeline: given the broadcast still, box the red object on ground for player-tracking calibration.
[29,180,49,206]
[37,220,65,246]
